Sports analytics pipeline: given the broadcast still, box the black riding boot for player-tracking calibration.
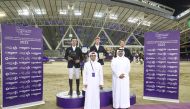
[76,79,80,95]
[68,79,73,96]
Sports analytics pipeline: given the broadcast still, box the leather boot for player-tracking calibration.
[76,79,80,95]
[68,79,73,96]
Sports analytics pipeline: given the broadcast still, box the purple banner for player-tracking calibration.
[1,24,43,107]
[144,30,180,101]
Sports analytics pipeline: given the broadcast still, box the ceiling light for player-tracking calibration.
[142,21,151,26]
[59,9,67,15]
[68,5,74,10]
[74,10,82,16]
[69,34,73,38]
[109,14,118,20]
[128,18,138,23]
[94,12,104,18]
[0,12,6,17]
[18,9,29,16]
[35,9,46,15]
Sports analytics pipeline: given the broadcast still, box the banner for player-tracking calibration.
[143,30,180,102]
[1,24,44,108]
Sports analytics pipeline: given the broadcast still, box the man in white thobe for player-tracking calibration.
[83,52,104,109]
[111,49,131,109]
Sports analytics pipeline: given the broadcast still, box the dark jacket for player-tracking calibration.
[65,47,83,68]
[124,48,133,63]
[90,45,108,65]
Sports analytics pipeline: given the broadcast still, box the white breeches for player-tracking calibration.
[68,67,80,79]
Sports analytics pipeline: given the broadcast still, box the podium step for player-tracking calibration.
[56,89,136,108]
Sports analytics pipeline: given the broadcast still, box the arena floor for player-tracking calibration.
[0,61,190,109]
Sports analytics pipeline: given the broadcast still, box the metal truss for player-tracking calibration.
[125,18,144,45]
[4,17,149,34]
[165,15,190,33]
[4,17,147,50]
[22,1,53,50]
[55,25,83,50]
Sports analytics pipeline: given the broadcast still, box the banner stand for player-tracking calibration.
[143,30,180,103]
[1,101,45,109]
[143,96,179,103]
[1,24,44,108]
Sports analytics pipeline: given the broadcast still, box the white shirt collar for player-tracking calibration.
[95,44,99,50]
[72,46,76,51]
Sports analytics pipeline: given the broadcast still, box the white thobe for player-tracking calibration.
[83,61,104,109]
[111,56,131,108]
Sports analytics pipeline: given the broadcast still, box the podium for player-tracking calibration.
[56,89,136,108]
[56,91,84,108]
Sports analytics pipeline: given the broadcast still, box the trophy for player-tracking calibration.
[82,47,88,54]
[98,52,105,59]
[69,50,80,63]
[69,51,77,60]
